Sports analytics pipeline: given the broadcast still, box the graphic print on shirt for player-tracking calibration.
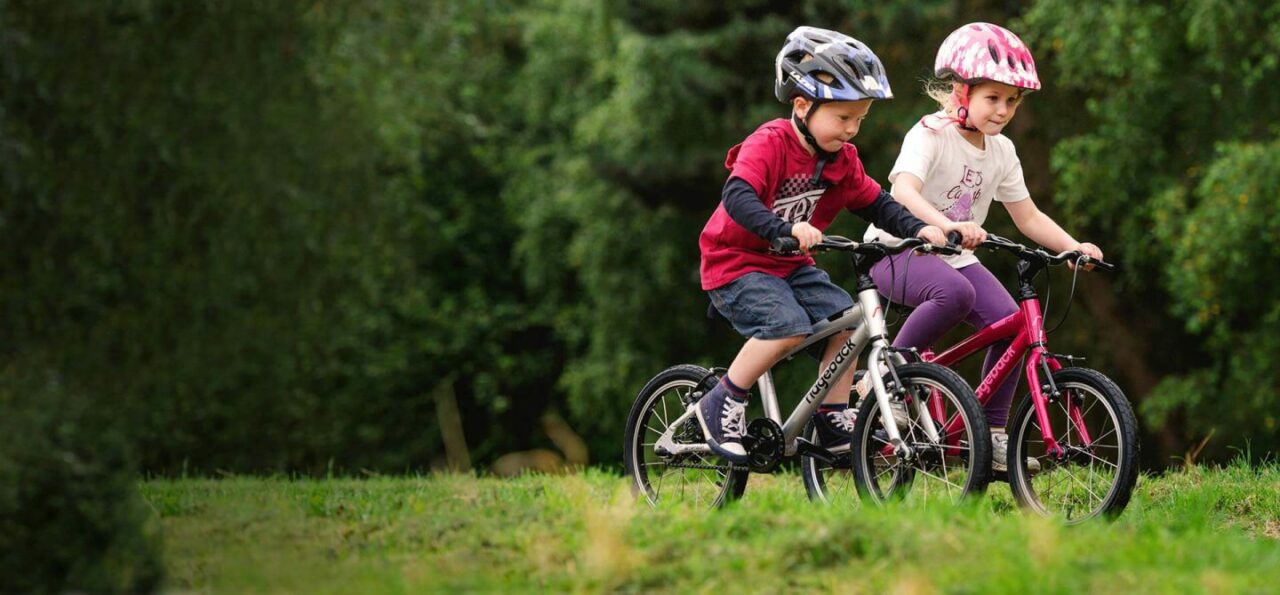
[772,174,825,223]
[942,165,983,222]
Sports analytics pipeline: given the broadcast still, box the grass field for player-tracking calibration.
[141,462,1280,593]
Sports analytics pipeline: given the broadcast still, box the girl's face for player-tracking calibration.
[963,81,1023,136]
[793,98,873,153]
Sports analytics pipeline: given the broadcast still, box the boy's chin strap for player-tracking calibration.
[793,103,838,186]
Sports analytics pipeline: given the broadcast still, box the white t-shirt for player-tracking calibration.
[865,113,1030,268]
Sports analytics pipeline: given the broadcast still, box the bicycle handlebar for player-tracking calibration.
[769,235,961,257]
[981,234,1117,271]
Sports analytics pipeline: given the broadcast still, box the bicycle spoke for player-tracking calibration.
[654,465,669,499]
[655,396,671,429]
[1079,393,1101,419]
[1062,466,1104,503]
[1088,427,1118,446]
[914,466,963,494]
[1077,450,1120,470]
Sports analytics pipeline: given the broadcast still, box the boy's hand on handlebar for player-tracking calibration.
[1068,241,1104,271]
[790,222,823,252]
[944,222,987,250]
[915,225,948,247]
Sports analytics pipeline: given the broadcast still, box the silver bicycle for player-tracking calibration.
[623,236,992,509]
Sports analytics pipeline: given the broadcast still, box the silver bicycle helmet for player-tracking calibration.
[775,26,894,103]
[774,26,893,181]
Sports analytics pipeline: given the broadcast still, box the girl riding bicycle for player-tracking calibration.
[697,26,946,464]
[863,23,1104,472]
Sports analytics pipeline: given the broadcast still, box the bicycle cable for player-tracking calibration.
[883,244,903,327]
[1043,254,1084,335]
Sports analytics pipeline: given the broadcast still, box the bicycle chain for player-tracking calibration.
[662,460,745,472]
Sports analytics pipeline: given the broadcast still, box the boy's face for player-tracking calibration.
[793,98,873,153]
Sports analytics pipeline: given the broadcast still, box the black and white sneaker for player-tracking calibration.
[694,382,748,464]
[813,406,857,453]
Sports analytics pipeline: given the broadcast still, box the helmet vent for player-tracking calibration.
[988,43,1000,63]
[818,69,844,89]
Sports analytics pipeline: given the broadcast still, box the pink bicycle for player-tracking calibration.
[915,235,1139,522]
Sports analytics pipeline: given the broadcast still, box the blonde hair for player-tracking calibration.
[923,78,1027,118]
[925,78,960,116]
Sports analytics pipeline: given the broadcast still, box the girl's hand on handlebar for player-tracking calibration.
[790,222,823,252]
[915,225,948,247]
[1068,242,1104,271]
[944,221,987,249]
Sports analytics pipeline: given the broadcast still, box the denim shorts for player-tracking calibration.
[708,266,855,340]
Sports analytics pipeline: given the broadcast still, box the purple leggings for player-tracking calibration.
[870,252,1020,427]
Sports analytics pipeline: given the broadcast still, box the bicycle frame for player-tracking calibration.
[921,276,1094,459]
[654,278,929,460]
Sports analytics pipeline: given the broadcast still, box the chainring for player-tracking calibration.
[742,418,785,473]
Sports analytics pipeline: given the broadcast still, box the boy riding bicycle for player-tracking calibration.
[697,26,947,463]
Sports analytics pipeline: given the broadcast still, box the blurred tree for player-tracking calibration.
[1020,0,1280,460]
[4,0,1277,480]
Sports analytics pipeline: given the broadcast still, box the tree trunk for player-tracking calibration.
[433,380,472,472]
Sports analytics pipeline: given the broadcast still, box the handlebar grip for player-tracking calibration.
[771,237,801,253]
[1082,257,1117,272]
[945,230,963,246]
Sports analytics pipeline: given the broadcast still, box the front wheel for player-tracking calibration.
[846,363,991,505]
[623,364,748,509]
[1007,367,1139,523]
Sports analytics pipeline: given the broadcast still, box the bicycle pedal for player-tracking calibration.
[794,437,836,465]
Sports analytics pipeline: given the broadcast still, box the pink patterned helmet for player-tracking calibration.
[934,23,1040,91]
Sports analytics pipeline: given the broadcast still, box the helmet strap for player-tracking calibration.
[952,84,979,132]
[793,100,837,186]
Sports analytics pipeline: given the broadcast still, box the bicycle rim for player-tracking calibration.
[628,376,744,509]
[801,422,858,507]
[855,371,986,505]
[1010,377,1134,523]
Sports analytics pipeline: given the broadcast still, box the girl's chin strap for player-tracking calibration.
[793,103,838,186]
[951,84,979,132]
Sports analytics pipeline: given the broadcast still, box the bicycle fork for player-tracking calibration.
[856,290,942,460]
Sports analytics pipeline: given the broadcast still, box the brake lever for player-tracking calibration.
[1070,253,1117,272]
[932,243,962,256]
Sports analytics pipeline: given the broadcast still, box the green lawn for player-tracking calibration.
[142,462,1280,593]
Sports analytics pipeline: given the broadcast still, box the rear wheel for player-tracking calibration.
[623,364,748,509]
[1007,367,1138,523]
[850,363,991,505]
[799,419,858,506]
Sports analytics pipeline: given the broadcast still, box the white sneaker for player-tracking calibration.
[991,432,1041,474]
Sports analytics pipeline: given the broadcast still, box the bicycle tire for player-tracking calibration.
[1007,367,1139,523]
[623,364,748,509]
[846,363,991,505]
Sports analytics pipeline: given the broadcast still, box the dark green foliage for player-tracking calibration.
[2,0,1279,498]
[0,366,163,593]
[1020,0,1280,456]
